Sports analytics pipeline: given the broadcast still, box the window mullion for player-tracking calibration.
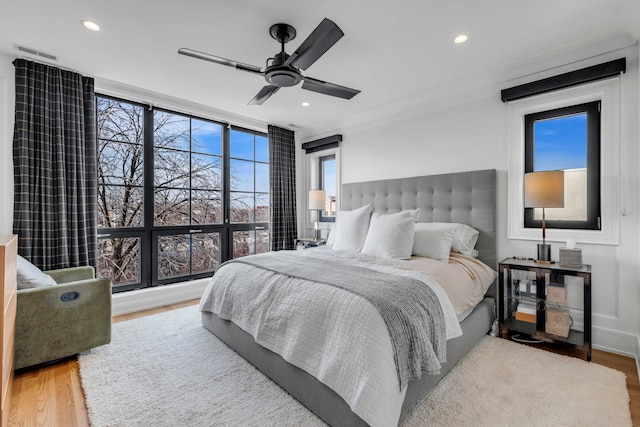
[143,106,155,286]
[222,125,231,262]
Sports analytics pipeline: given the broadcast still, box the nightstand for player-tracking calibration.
[498,257,592,361]
[295,238,326,250]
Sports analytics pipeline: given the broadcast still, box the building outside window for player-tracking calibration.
[96,95,269,292]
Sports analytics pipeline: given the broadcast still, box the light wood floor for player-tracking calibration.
[9,300,640,426]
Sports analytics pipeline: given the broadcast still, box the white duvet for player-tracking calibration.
[200,248,463,427]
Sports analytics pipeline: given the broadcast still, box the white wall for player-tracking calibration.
[0,53,14,235]
[340,97,504,184]
[300,44,640,357]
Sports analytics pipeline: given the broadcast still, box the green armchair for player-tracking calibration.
[15,265,112,369]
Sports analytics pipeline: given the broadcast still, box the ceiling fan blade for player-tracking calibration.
[248,85,280,105]
[301,76,360,100]
[178,48,263,75]
[286,18,344,70]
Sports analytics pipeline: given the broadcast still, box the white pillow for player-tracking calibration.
[326,228,335,247]
[332,204,373,252]
[404,208,420,222]
[16,255,57,289]
[362,211,417,260]
[428,222,480,257]
[412,223,456,262]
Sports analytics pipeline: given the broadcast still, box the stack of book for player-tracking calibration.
[515,302,536,323]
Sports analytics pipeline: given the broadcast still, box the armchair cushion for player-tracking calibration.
[16,255,56,289]
[15,266,112,370]
[46,266,96,283]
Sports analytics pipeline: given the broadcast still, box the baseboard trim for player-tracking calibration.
[592,325,638,358]
[112,278,209,317]
[636,336,640,381]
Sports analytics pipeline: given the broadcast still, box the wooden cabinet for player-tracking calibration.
[0,235,17,427]
[498,257,592,361]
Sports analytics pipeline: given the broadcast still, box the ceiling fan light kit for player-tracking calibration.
[178,18,360,105]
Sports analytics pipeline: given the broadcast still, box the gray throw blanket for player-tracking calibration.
[225,252,446,390]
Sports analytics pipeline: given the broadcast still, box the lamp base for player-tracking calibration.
[535,243,553,264]
[314,228,322,240]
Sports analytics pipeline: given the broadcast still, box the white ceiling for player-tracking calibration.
[1,0,639,137]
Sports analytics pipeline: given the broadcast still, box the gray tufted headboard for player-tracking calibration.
[341,169,497,295]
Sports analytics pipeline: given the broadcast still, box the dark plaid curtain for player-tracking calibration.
[268,125,297,251]
[12,59,97,270]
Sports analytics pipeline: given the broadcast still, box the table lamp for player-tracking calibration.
[524,171,564,263]
[308,189,326,240]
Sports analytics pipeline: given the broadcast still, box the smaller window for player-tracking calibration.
[524,101,600,230]
[319,155,336,222]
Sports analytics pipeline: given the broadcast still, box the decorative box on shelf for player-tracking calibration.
[546,305,571,337]
[559,248,582,267]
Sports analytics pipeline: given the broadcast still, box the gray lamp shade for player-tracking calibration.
[524,171,565,208]
[308,190,326,211]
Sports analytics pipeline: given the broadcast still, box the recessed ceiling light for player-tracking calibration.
[454,34,468,44]
[81,20,101,32]
[301,102,310,107]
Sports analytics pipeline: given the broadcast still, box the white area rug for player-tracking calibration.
[79,305,632,427]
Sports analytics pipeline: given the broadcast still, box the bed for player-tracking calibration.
[200,169,497,427]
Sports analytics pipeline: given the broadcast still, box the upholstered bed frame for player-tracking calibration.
[202,169,497,426]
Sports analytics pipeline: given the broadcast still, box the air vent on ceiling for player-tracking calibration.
[14,44,58,61]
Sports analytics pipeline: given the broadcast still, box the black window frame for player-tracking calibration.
[227,125,271,259]
[524,101,601,231]
[96,94,269,292]
[318,154,336,223]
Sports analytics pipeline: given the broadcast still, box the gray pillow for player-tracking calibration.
[17,255,57,290]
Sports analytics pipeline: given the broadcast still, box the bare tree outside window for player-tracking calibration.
[229,130,270,258]
[97,98,144,286]
[97,97,269,289]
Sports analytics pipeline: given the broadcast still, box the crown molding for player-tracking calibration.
[300,33,638,142]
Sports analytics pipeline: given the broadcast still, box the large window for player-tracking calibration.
[97,95,269,292]
[524,101,601,230]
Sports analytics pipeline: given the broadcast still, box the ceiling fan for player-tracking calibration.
[178,18,361,105]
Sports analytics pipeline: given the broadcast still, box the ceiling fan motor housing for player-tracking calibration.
[265,51,302,87]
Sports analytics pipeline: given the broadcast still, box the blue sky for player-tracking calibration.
[230,130,268,162]
[229,131,269,194]
[192,120,222,155]
[324,159,336,197]
[534,113,587,171]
